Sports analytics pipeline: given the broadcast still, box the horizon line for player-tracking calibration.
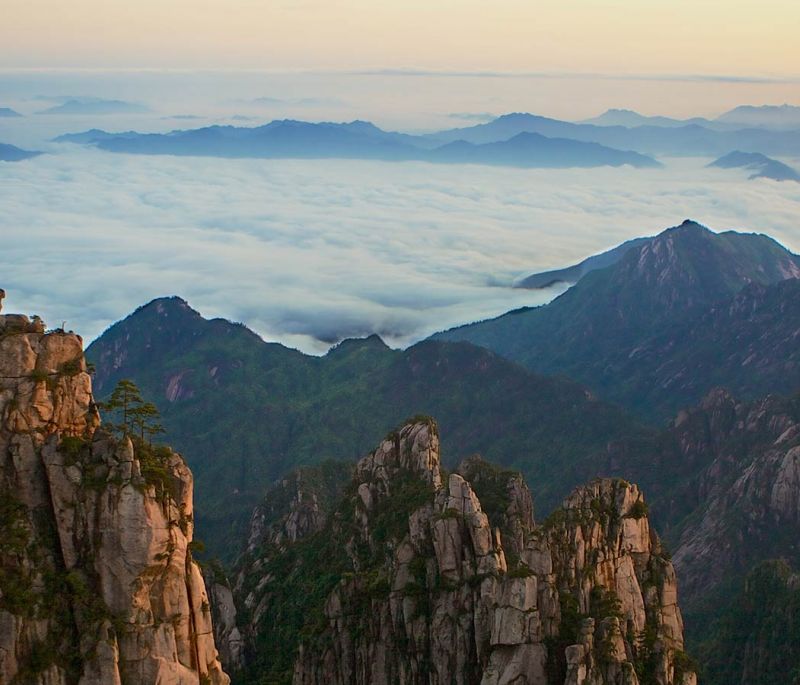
[1,66,800,85]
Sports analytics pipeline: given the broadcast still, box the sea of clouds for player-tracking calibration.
[1,148,799,353]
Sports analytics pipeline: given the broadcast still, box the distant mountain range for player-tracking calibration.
[434,221,800,420]
[716,103,800,130]
[37,97,150,115]
[710,150,800,182]
[0,142,41,161]
[0,107,22,118]
[52,105,800,165]
[581,104,800,131]
[580,108,715,128]
[55,119,659,168]
[428,112,800,157]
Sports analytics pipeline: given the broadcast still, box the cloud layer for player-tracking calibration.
[1,149,798,353]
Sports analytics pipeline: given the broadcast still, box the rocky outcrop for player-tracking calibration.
[203,566,245,676]
[238,419,695,685]
[667,390,800,602]
[0,304,228,684]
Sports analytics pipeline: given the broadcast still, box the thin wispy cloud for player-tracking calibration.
[351,69,800,84]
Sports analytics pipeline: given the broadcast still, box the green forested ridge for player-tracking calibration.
[434,221,800,420]
[87,297,649,560]
[694,560,800,685]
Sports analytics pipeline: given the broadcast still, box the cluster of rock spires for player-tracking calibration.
[237,420,696,685]
[0,292,228,684]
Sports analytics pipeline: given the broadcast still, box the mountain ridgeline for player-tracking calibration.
[86,298,648,561]
[54,108,800,167]
[55,120,658,169]
[435,221,800,420]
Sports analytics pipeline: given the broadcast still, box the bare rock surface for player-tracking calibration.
[0,304,229,684]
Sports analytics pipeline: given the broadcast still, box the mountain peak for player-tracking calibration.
[326,333,390,356]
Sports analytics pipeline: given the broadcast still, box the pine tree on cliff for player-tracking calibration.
[101,378,163,442]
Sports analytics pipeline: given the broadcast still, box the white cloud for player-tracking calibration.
[1,148,798,354]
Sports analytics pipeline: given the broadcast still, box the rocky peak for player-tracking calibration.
[355,419,443,496]
[238,418,695,685]
[0,297,229,684]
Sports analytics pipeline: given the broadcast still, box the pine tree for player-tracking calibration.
[101,379,163,442]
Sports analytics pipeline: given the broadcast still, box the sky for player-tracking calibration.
[4,0,800,78]
[3,1,799,124]
[2,151,798,354]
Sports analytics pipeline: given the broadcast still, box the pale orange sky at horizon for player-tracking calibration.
[4,0,800,78]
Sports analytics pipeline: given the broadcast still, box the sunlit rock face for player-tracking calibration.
[0,299,229,685]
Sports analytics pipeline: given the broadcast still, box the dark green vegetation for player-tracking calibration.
[695,561,800,685]
[100,378,164,443]
[235,455,435,684]
[435,221,800,421]
[86,299,649,559]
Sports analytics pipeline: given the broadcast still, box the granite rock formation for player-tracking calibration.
[0,300,228,684]
[238,419,695,685]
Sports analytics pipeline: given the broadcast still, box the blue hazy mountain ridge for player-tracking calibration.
[37,97,150,115]
[427,132,659,167]
[709,150,800,182]
[54,119,661,167]
[580,105,800,130]
[0,107,22,118]
[516,235,653,288]
[580,108,715,128]
[0,143,41,161]
[428,112,800,156]
[716,104,800,130]
[433,220,800,419]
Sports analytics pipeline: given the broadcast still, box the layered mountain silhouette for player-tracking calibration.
[0,142,41,161]
[55,108,800,164]
[56,119,659,168]
[435,221,800,419]
[86,297,649,559]
[428,112,800,156]
[580,108,714,128]
[37,97,150,115]
[710,150,800,182]
[715,103,800,129]
[581,104,800,131]
[0,107,22,118]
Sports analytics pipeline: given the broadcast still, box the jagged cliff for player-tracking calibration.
[236,419,695,685]
[663,389,800,602]
[0,296,228,684]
